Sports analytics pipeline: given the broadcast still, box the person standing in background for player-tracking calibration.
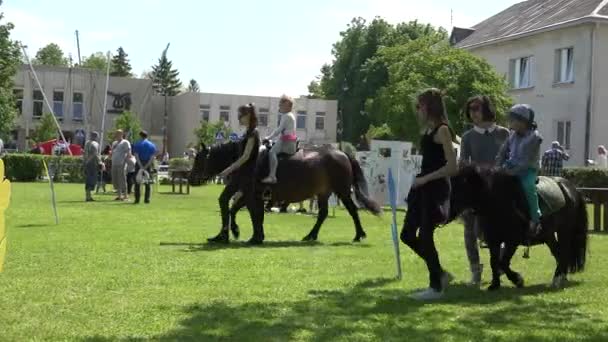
[132,131,157,204]
[111,130,131,201]
[597,145,608,169]
[126,153,137,196]
[83,131,104,202]
[541,141,570,177]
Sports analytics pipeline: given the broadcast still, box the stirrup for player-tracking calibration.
[261,176,277,184]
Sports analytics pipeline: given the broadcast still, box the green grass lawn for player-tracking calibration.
[1,183,608,341]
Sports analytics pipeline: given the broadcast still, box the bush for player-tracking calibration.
[3,154,84,182]
[339,142,357,159]
[3,154,46,181]
[169,157,193,171]
[562,167,608,188]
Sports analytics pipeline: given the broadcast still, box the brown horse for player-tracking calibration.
[191,141,381,244]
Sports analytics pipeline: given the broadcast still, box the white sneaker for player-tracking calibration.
[409,287,444,301]
[441,271,454,290]
[261,176,277,184]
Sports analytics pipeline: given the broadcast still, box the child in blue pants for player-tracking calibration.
[497,104,543,237]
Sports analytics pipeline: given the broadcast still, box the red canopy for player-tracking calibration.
[36,139,83,156]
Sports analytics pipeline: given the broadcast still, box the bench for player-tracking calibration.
[169,170,190,194]
[577,188,608,232]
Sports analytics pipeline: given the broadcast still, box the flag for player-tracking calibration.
[387,168,403,280]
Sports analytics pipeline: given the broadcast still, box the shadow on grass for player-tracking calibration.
[83,278,605,341]
[160,240,372,252]
[15,223,48,228]
[157,192,190,196]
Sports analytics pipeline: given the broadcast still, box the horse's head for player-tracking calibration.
[191,141,241,182]
[189,143,208,184]
[448,165,487,221]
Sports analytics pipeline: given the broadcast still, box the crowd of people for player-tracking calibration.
[83,129,157,204]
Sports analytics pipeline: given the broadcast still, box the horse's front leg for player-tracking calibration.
[488,241,503,291]
[500,242,525,288]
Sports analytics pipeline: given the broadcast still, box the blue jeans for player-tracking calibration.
[518,169,541,224]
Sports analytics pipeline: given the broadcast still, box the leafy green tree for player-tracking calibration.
[30,113,58,143]
[81,52,109,71]
[150,45,182,96]
[108,111,142,143]
[194,120,233,147]
[0,0,21,139]
[309,18,447,142]
[367,38,512,143]
[33,43,68,66]
[110,47,133,77]
[187,79,200,92]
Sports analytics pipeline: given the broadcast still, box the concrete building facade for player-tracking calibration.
[11,65,337,157]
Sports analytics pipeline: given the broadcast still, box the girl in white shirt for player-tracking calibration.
[261,95,297,184]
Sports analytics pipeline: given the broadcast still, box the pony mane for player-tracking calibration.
[209,141,240,158]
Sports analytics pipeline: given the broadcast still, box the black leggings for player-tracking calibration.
[400,223,443,291]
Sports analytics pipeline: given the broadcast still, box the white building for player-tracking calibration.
[11,65,338,157]
[451,0,608,166]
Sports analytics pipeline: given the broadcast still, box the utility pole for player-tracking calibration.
[75,30,82,65]
[161,43,170,157]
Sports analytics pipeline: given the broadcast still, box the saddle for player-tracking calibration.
[536,176,568,216]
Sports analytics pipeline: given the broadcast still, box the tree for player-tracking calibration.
[108,111,142,143]
[150,46,182,96]
[33,43,68,66]
[309,18,447,142]
[366,38,512,144]
[111,47,133,77]
[81,52,109,71]
[194,120,233,147]
[187,79,200,92]
[0,0,21,139]
[30,113,58,143]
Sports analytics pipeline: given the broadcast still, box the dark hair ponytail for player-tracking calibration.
[238,103,258,131]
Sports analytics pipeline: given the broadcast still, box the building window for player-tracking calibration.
[73,92,84,121]
[219,105,230,122]
[33,90,44,118]
[258,107,269,127]
[315,111,325,130]
[200,104,210,122]
[296,110,307,129]
[556,47,574,83]
[509,56,534,89]
[557,120,571,150]
[53,90,64,119]
[13,89,23,115]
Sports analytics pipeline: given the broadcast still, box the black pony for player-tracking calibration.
[191,141,381,243]
[448,166,588,290]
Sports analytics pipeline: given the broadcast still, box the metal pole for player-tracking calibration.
[20,44,72,156]
[99,51,112,150]
[75,30,82,65]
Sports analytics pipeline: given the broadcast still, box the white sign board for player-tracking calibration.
[356,140,422,207]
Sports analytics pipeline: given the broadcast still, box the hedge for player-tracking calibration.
[3,154,85,183]
[562,168,608,188]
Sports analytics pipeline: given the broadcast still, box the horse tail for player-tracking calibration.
[568,190,588,273]
[349,156,382,216]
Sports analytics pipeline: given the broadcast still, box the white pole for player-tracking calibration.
[98,51,112,150]
[20,44,72,156]
[387,168,403,280]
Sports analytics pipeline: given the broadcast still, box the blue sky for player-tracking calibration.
[3,0,521,96]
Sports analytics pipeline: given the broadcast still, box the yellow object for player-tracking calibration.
[0,159,11,272]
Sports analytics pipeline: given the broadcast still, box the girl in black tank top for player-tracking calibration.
[401,89,459,300]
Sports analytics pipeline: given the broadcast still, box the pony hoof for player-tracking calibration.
[353,237,362,243]
[231,227,240,240]
[551,275,566,289]
[302,235,317,242]
[487,282,501,291]
[515,275,525,288]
